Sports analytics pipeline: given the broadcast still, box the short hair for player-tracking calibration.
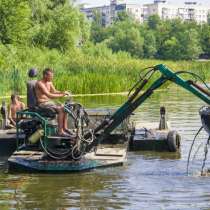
[43,68,53,76]
[11,94,18,102]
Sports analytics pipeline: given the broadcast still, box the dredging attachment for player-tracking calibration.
[187,106,210,176]
[199,106,210,135]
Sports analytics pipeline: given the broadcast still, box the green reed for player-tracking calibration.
[0,45,209,96]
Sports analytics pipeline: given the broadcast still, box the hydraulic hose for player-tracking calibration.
[128,67,155,97]
[175,71,210,91]
[187,126,203,175]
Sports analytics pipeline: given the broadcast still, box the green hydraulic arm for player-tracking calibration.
[91,64,210,145]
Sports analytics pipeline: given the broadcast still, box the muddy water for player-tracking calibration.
[1,87,210,210]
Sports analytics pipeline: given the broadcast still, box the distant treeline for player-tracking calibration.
[90,11,210,60]
[0,0,209,95]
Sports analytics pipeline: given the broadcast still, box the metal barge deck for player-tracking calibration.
[8,145,127,173]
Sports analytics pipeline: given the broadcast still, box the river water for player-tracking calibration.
[1,87,210,210]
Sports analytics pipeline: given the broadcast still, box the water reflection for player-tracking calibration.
[0,170,129,210]
[1,88,210,209]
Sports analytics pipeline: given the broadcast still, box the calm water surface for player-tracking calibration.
[1,88,210,210]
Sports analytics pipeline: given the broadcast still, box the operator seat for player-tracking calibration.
[27,80,37,109]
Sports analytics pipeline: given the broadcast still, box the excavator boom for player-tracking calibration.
[91,64,210,146]
[156,64,210,104]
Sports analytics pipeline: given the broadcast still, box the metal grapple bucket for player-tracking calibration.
[199,106,210,135]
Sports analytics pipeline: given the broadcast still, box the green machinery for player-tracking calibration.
[16,64,210,160]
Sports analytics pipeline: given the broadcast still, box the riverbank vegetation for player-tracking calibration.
[0,0,209,95]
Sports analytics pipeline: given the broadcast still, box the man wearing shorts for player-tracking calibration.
[35,68,71,137]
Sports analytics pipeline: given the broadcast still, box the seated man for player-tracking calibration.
[8,94,25,126]
[35,68,71,137]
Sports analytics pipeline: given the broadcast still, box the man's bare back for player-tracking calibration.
[8,94,25,126]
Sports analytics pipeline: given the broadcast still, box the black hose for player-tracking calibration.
[192,142,203,162]
[175,71,210,91]
[187,126,203,175]
[128,67,154,96]
[138,66,156,77]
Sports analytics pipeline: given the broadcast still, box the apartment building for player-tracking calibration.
[80,0,210,26]
[80,0,144,26]
[145,1,210,24]
[81,5,111,26]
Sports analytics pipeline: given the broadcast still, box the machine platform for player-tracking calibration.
[8,145,127,173]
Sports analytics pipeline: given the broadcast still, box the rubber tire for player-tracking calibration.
[167,131,181,152]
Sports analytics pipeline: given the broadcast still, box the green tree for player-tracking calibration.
[30,0,88,51]
[0,0,31,44]
[160,37,181,60]
[108,26,144,58]
[147,15,161,30]
[208,14,210,25]
[153,19,171,56]
[90,10,107,43]
[180,29,202,60]
[159,29,202,60]
[155,19,202,60]
[200,24,210,56]
[114,11,132,22]
[143,30,157,58]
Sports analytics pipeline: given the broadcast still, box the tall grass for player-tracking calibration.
[0,44,209,96]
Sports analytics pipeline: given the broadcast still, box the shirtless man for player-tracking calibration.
[35,68,71,136]
[8,94,25,126]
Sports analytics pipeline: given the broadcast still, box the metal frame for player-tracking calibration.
[16,104,74,150]
[16,110,48,149]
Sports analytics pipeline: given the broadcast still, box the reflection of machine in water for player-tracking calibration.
[8,64,210,173]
